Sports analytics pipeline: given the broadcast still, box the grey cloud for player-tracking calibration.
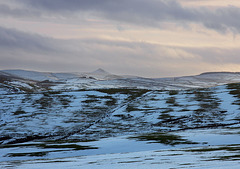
[185,47,240,64]
[21,0,194,21]
[15,0,240,33]
[0,26,90,72]
[1,26,240,77]
[0,26,58,53]
[0,4,40,18]
[200,6,240,33]
[0,26,195,76]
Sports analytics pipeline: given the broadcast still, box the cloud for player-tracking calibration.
[1,26,240,77]
[185,47,240,64]
[0,26,59,53]
[0,4,40,18]
[11,0,240,33]
[0,26,74,71]
[1,1,240,77]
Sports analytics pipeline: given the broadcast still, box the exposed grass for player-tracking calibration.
[105,97,117,106]
[192,89,216,102]
[169,90,179,95]
[189,88,223,124]
[229,90,240,95]
[1,143,98,151]
[227,84,240,105]
[118,160,143,163]
[101,95,114,99]
[86,94,98,99]
[12,110,27,115]
[129,133,198,146]
[0,75,11,83]
[45,91,62,95]
[83,94,118,106]
[44,139,97,143]
[96,88,150,100]
[126,104,141,112]
[59,97,71,106]
[161,153,183,156]
[178,108,190,112]
[180,163,193,166]
[186,145,240,152]
[216,154,240,161]
[34,95,54,109]
[166,97,180,106]
[63,119,84,123]
[7,151,48,157]
[17,86,34,93]
[161,108,174,114]
[114,114,133,120]
[166,97,176,104]
[37,160,74,164]
[158,113,173,120]
[5,144,97,157]
[194,108,206,113]
[42,144,98,150]
[149,97,159,101]
[227,83,240,90]
[82,98,99,104]
[157,108,175,120]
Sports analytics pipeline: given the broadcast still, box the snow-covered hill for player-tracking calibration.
[0,69,240,168]
[1,69,240,94]
[1,84,239,143]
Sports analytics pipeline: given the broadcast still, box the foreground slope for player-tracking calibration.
[0,70,240,168]
[0,84,240,168]
[0,84,239,143]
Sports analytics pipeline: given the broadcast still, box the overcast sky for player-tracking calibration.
[1,0,240,77]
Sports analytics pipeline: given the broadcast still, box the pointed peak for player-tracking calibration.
[91,68,110,74]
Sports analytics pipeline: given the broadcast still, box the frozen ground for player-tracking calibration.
[2,144,239,169]
[0,83,240,168]
[1,69,240,92]
[0,129,239,168]
[0,70,240,168]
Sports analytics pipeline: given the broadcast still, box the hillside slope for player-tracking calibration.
[0,70,240,168]
[1,84,239,143]
[1,69,240,93]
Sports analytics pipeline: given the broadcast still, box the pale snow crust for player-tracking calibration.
[0,85,239,140]
[4,148,239,169]
[1,69,240,92]
[0,84,240,168]
[0,70,240,168]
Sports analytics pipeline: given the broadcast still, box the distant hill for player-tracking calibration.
[1,69,240,94]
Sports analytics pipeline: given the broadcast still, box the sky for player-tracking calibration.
[1,0,240,77]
